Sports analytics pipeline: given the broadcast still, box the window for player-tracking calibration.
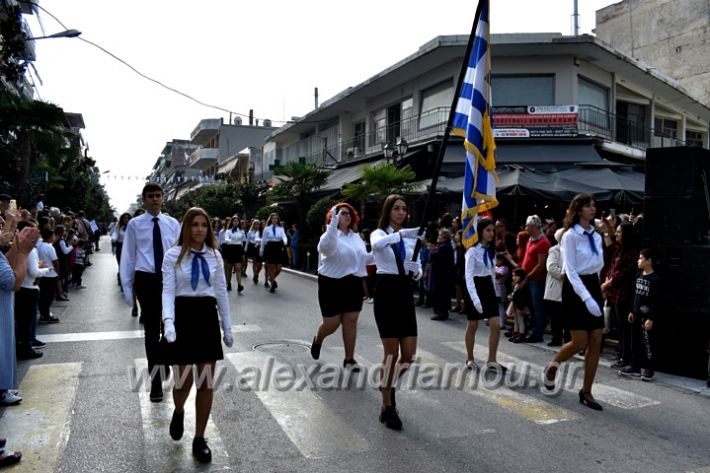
[686,130,704,147]
[490,74,555,107]
[370,109,386,147]
[578,77,609,112]
[654,117,678,139]
[420,80,453,128]
[353,121,365,153]
[616,102,648,145]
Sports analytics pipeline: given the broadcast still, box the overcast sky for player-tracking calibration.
[26,0,616,214]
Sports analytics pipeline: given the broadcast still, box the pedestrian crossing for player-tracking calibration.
[0,341,669,471]
[39,324,263,344]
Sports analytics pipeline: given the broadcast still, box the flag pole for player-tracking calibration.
[412,0,486,259]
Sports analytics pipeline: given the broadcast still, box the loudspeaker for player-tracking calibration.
[654,309,710,379]
[643,195,708,244]
[645,146,710,197]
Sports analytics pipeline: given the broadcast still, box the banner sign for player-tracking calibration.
[492,105,578,138]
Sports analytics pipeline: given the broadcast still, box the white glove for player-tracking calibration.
[223,332,234,348]
[399,227,421,239]
[584,297,602,317]
[403,260,422,280]
[328,206,340,229]
[472,298,483,315]
[163,319,176,343]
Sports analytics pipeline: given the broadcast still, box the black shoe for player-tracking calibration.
[237,284,244,293]
[264,280,270,288]
[271,280,278,290]
[547,340,563,347]
[578,389,603,411]
[343,359,361,372]
[485,362,508,374]
[379,405,403,430]
[131,306,138,317]
[430,314,449,321]
[17,349,43,360]
[610,360,628,370]
[31,339,47,349]
[169,409,184,440]
[192,437,212,463]
[523,335,544,343]
[310,337,321,360]
[227,283,232,291]
[149,383,163,403]
[39,316,60,324]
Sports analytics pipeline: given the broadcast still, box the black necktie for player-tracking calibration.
[152,217,164,277]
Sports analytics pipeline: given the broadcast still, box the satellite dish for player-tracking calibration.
[234,116,242,125]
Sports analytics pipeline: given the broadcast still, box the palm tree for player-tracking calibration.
[270,161,331,237]
[342,162,416,220]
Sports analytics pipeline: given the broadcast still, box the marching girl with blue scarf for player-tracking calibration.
[260,213,288,293]
[463,218,506,372]
[161,207,234,463]
[544,193,605,410]
[223,216,246,293]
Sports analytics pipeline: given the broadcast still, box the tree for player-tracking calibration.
[341,162,416,220]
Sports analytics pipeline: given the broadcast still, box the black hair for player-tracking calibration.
[618,222,639,251]
[16,221,34,231]
[639,247,655,265]
[141,182,163,198]
[40,227,54,240]
[512,268,527,280]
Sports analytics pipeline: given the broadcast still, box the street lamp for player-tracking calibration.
[26,29,82,41]
[382,137,409,165]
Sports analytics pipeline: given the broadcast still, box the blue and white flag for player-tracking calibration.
[451,0,498,249]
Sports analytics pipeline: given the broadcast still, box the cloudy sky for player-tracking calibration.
[26,0,616,213]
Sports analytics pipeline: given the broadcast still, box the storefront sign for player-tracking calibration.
[492,105,578,138]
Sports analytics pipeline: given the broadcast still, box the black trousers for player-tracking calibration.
[631,316,656,370]
[71,264,85,286]
[14,288,38,352]
[545,299,570,343]
[612,301,633,364]
[38,276,56,319]
[134,271,169,388]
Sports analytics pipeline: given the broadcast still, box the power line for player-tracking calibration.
[18,0,303,124]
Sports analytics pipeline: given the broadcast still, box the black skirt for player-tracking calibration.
[163,296,224,365]
[246,244,262,262]
[464,275,499,321]
[373,274,417,338]
[318,274,364,317]
[223,244,244,264]
[562,274,604,331]
[264,241,284,264]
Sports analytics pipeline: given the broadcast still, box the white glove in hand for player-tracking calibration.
[473,298,483,315]
[403,260,422,280]
[223,332,234,348]
[329,206,340,229]
[584,297,602,317]
[163,319,176,343]
[399,227,421,239]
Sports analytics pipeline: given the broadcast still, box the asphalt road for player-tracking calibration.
[2,238,709,473]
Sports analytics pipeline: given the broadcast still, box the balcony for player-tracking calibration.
[190,119,221,145]
[189,147,219,170]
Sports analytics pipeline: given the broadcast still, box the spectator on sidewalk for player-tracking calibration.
[544,228,569,347]
[429,228,455,321]
[37,228,60,324]
[521,215,551,343]
[71,240,88,289]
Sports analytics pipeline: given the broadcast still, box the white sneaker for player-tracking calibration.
[0,390,22,406]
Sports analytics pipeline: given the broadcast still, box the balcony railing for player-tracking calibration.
[188,147,219,168]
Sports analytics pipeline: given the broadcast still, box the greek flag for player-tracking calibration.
[451,0,498,249]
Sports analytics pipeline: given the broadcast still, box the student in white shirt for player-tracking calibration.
[260,213,288,293]
[246,219,264,284]
[112,213,131,289]
[161,207,233,464]
[120,183,181,402]
[369,194,423,431]
[310,203,371,370]
[463,218,506,372]
[36,227,59,324]
[222,216,246,293]
[544,193,605,411]
[217,217,232,255]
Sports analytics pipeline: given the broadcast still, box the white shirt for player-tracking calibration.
[464,244,496,303]
[317,218,371,278]
[224,228,246,245]
[560,224,604,302]
[112,226,127,244]
[36,240,58,278]
[58,239,73,255]
[246,230,262,248]
[161,245,233,335]
[261,225,288,245]
[370,227,421,275]
[22,248,49,290]
[120,211,180,305]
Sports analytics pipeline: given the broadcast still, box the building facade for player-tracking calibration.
[595,0,710,108]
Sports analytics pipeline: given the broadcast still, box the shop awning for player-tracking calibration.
[319,161,382,192]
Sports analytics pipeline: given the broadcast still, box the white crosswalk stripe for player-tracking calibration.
[443,341,661,410]
[0,362,81,471]
[41,324,262,344]
[134,358,231,471]
[225,351,369,459]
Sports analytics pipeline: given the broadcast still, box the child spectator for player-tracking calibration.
[506,268,531,343]
[620,248,660,381]
[72,240,87,289]
[494,253,510,330]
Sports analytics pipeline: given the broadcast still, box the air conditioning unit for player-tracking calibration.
[346,147,361,158]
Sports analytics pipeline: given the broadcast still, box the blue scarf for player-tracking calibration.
[481,244,494,268]
[191,251,211,290]
[584,230,599,255]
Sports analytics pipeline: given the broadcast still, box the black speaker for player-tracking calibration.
[645,146,710,197]
[654,309,710,379]
[643,195,708,244]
